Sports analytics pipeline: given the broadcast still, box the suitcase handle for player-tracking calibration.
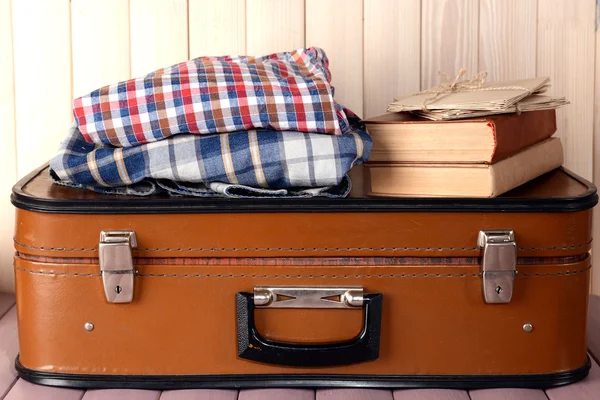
[235,292,383,367]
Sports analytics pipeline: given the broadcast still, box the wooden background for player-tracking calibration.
[0,0,598,293]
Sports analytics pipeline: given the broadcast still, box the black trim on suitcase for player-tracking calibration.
[15,356,591,390]
[11,165,599,214]
[236,292,382,367]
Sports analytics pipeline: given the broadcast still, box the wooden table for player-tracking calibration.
[0,292,599,399]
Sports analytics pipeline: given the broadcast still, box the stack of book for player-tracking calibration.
[360,73,567,198]
[361,109,563,198]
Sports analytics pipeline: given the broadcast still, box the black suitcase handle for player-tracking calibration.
[235,292,383,367]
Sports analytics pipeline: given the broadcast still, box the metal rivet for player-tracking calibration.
[342,289,364,307]
[253,289,273,306]
[84,322,94,331]
[523,323,533,333]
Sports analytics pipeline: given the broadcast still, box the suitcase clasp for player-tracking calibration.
[99,230,137,304]
[478,230,516,304]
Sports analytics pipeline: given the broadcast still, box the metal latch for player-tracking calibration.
[253,286,364,309]
[478,230,517,304]
[99,231,137,303]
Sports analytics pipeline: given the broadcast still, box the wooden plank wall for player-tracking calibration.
[0,0,598,294]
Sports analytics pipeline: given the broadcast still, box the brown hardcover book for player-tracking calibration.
[361,109,556,163]
[364,137,563,198]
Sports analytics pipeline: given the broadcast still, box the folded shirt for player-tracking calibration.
[49,122,372,195]
[50,173,354,199]
[73,47,351,148]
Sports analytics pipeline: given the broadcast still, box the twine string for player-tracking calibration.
[415,68,534,110]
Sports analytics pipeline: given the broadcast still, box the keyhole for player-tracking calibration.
[496,286,503,294]
[115,285,122,294]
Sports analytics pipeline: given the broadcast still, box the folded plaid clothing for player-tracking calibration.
[49,123,372,194]
[73,47,351,148]
[49,174,354,199]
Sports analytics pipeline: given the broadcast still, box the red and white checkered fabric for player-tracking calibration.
[73,47,352,148]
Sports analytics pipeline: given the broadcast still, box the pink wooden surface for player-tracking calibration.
[159,389,239,400]
[545,357,600,400]
[0,294,14,320]
[393,389,470,399]
[3,379,83,400]
[469,388,548,400]
[238,388,314,400]
[0,307,18,399]
[317,388,392,399]
[81,389,160,400]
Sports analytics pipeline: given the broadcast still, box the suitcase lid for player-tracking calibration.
[11,165,598,214]
[12,165,596,277]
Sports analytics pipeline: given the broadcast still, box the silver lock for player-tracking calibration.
[478,230,517,304]
[99,231,137,303]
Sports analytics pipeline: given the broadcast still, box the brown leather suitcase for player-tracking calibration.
[11,165,597,390]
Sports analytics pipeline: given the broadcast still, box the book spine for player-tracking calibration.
[490,138,564,197]
[490,109,557,163]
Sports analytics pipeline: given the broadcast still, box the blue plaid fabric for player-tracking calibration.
[49,123,372,197]
[52,47,372,198]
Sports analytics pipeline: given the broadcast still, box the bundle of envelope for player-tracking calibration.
[50,47,372,198]
[386,71,569,121]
